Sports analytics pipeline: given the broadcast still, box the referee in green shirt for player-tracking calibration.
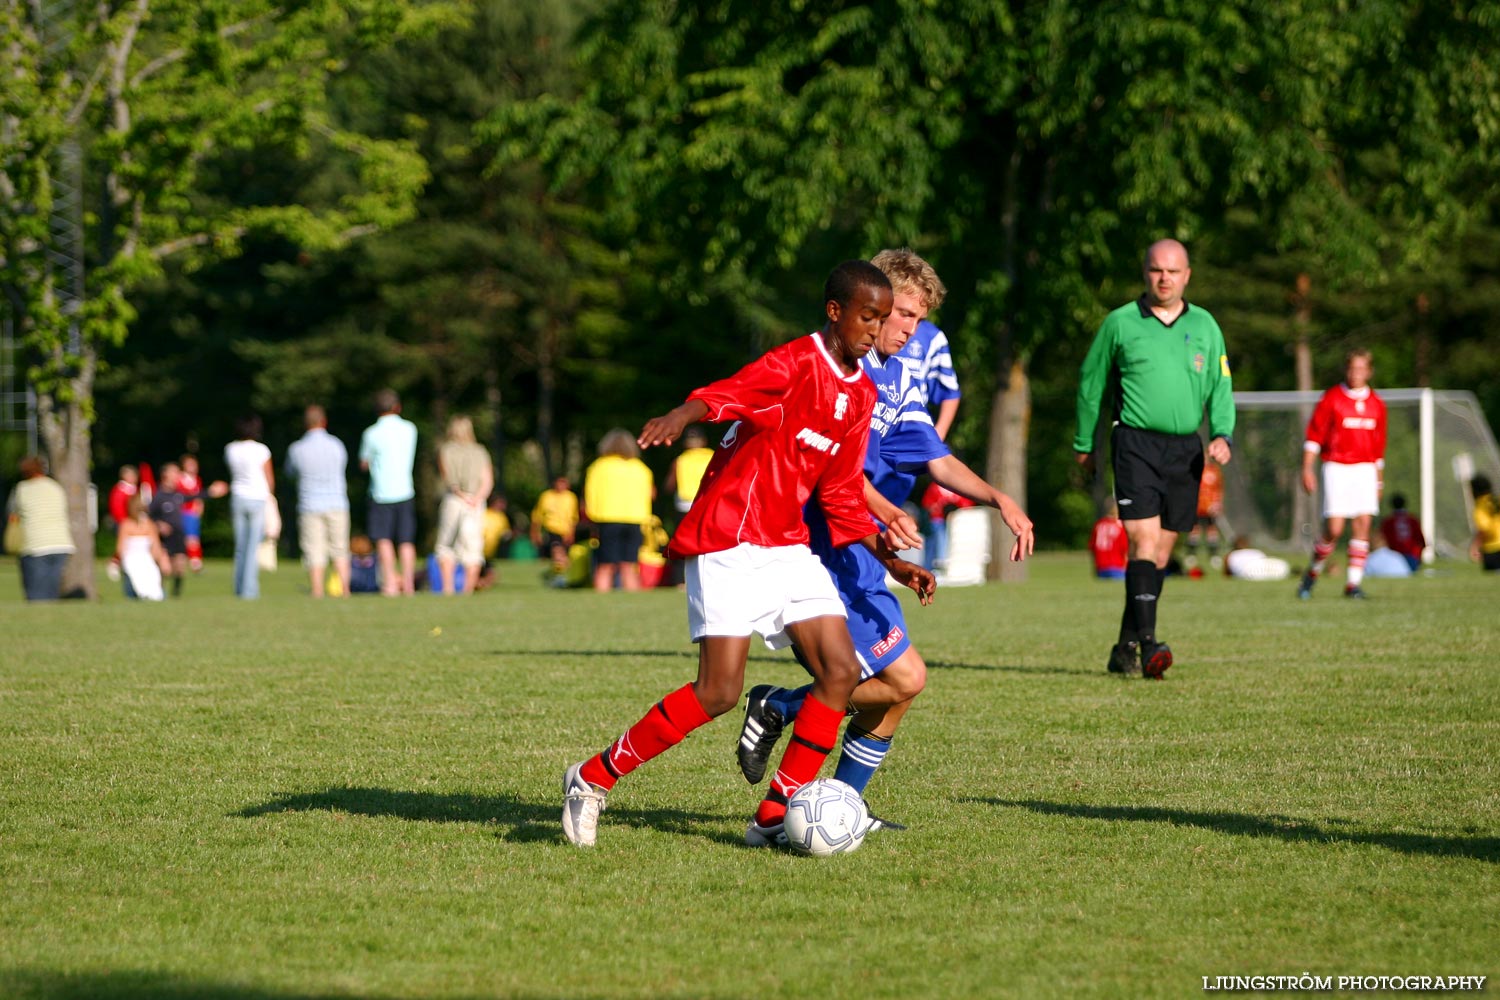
[1074,239,1235,678]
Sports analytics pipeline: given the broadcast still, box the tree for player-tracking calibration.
[0,0,454,595]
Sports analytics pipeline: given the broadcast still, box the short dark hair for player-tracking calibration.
[1391,494,1407,511]
[1474,475,1494,499]
[824,260,891,309]
[375,388,400,415]
[234,414,263,440]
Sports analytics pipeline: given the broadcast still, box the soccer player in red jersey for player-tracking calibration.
[1298,349,1387,599]
[1379,494,1426,571]
[561,261,930,848]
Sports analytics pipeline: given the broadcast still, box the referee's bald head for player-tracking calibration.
[1143,239,1189,269]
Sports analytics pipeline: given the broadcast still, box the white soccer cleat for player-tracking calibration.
[562,761,607,847]
[744,818,788,848]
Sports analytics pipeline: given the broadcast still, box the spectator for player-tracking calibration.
[348,534,381,593]
[530,475,579,578]
[359,388,420,596]
[581,428,656,592]
[434,415,493,596]
[1379,494,1426,571]
[177,454,208,571]
[225,414,275,599]
[117,492,170,601]
[286,404,351,599]
[919,480,975,572]
[149,461,226,597]
[483,495,513,561]
[1090,499,1129,580]
[1471,475,1500,572]
[107,465,140,531]
[8,455,76,601]
[662,427,713,514]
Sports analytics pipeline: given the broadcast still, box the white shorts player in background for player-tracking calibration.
[1298,349,1387,600]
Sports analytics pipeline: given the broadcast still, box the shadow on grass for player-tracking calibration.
[0,968,608,1000]
[234,786,744,847]
[926,659,1087,676]
[977,798,1500,862]
[487,648,789,664]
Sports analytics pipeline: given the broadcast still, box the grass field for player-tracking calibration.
[2,554,1496,999]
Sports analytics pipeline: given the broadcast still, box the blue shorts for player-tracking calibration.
[816,542,911,679]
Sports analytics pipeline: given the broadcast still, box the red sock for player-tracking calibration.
[580,683,712,791]
[1310,539,1335,576]
[186,538,203,562]
[755,694,843,826]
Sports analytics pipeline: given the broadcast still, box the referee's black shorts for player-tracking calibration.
[1111,424,1204,533]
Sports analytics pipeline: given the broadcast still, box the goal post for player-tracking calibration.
[1223,389,1500,562]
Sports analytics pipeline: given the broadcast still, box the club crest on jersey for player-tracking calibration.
[795,427,840,455]
[906,341,922,358]
[834,392,849,420]
[1193,353,1205,373]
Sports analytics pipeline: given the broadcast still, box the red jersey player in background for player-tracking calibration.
[1184,458,1224,578]
[1299,349,1387,599]
[919,480,974,572]
[561,261,933,849]
[1379,493,1426,571]
[1090,499,1129,580]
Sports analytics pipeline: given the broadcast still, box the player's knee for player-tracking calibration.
[692,681,739,718]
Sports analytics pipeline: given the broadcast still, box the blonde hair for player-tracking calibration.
[598,428,640,460]
[870,248,947,312]
[446,415,476,445]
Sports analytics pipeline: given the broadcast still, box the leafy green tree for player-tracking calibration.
[0,0,453,594]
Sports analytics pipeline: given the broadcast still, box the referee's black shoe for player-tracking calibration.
[1106,641,1141,676]
[1140,640,1173,679]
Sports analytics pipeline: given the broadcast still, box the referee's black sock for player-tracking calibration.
[1117,602,1139,647]
[1126,559,1159,644]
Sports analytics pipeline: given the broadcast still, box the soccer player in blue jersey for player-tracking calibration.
[737,249,1035,819]
[897,317,961,439]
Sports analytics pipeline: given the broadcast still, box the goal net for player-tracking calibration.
[1220,389,1500,561]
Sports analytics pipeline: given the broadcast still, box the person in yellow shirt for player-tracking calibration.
[483,495,512,561]
[531,476,579,573]
[1470,475,1500,572]
[663,427,714,514]
[582,428,656,592]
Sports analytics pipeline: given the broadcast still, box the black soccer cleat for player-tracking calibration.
[1297,572,1316,600]
[1140,641,1173,679]
[1343,586,1367,600]
[1107,641,1141,676]
[737,684,787,784]
[864,811,907,834]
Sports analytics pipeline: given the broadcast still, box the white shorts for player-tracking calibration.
[1321,462,1380,518]
[685,543,845,647]
[434,494,484,565]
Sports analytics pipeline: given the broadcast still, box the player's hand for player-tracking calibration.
[881,510,924,552]
[1074,451,1094,474]
[638,412,688,450]
[1208,437,1232,465]
[208,481,229,498]
[1301,468,1318,495]
[887,558,935,606]
[995,495,1034,562]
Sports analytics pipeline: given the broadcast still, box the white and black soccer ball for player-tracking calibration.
[783,778,869,857]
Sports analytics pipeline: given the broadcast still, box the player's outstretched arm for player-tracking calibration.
[863,478,923,551]
[638,399,709,450]
[858,534,936,606]
[926,454,1035,561]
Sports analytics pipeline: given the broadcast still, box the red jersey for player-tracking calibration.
[921,482,975,523]
[107,481,137,526]
[1090,516,1128,574]
[1304,384,1387,466]
[1380,509,1425,561]
[178,470,205,517]
[668,333,877,559]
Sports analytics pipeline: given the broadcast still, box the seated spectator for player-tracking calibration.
[1379,494,1425,571]
[117,493,170,601]
[348,534,381,593]
[1470,475,1500,572]
[1090,500,1129,580]
[531,475,579,578]
[1365,540,1413,579]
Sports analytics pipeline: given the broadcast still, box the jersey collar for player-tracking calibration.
[1340,383,1371,400]
[809,332,867,382]
[1136,295,1192,326]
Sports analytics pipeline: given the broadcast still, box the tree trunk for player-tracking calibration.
[984,358,1029,583]
[1291,272,1315,545]
[38,383,97,599]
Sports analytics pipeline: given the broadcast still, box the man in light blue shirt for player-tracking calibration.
[359,389,419,595]
[286,404,350,598]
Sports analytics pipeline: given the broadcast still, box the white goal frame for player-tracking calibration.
[1230,388,1500,561]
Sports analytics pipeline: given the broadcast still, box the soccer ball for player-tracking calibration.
[783,778,869,857]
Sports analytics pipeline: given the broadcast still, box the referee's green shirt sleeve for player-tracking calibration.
[1073,318,1115,453]
[1207,324,1236,441]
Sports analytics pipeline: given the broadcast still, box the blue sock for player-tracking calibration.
[832,725,891,795]
[766,684,808,721]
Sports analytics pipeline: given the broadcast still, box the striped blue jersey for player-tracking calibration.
[894,319,961,412]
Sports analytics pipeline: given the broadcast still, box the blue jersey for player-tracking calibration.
[895,320,961,414]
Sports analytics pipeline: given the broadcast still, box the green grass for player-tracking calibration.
[1,555,1496,999]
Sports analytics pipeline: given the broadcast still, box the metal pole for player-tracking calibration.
[1419,387,1435,564]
